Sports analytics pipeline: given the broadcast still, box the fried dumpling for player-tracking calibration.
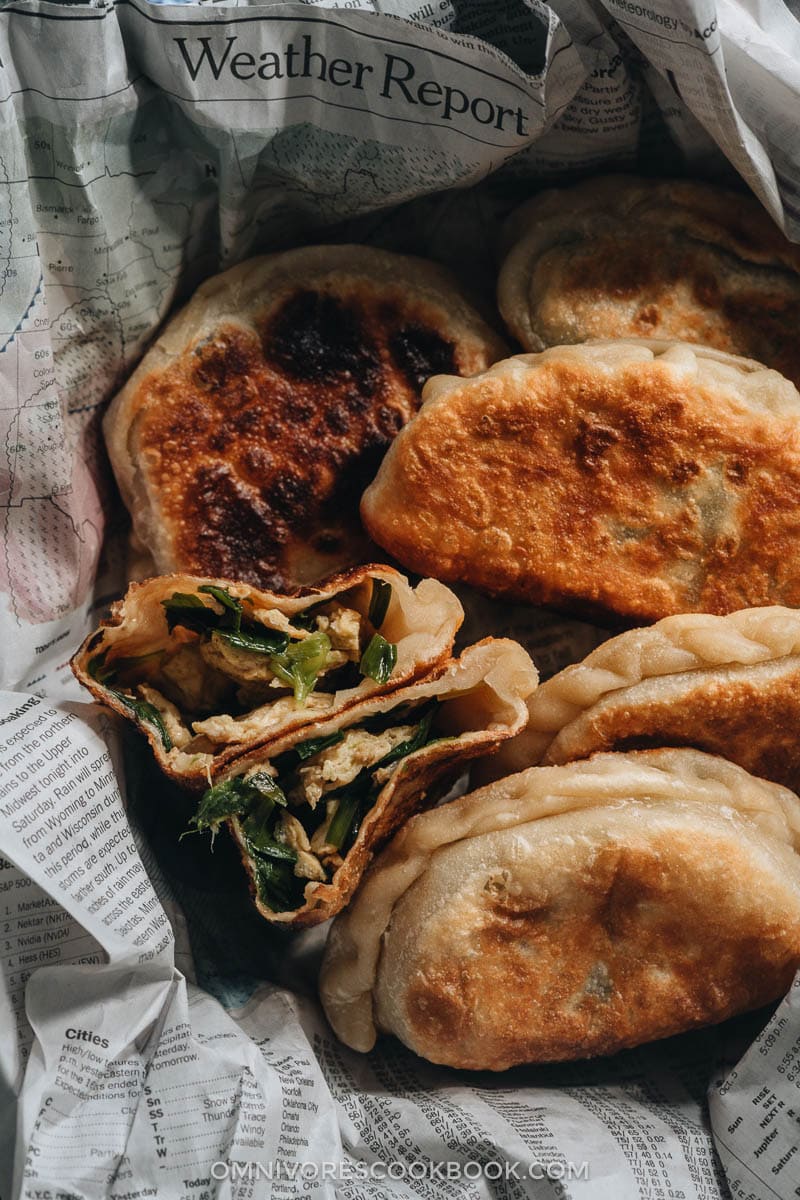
[361,341,800,622]
[104,245,507,589]
[497,175,800,385]
[493,606,800,791]
[188,638,537,927]
[320,749,800,1067]
[71,566,462,786]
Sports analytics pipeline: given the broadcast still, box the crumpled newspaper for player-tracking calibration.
[2,2,800,1197]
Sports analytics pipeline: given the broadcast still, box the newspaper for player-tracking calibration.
[2,0,800,1196]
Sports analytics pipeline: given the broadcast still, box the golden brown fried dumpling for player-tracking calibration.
[361,341,800,623]
[104,246,506,590]
[498,176,800,385]
[320,749,800,1068]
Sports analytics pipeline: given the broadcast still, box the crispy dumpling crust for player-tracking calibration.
[494,605,800,788]
[498,175,800,385]
[361,340,800,623]
[104,245,507,590]
[320,749,800,1067]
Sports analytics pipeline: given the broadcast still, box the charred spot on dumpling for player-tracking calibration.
[340,386,374,418]
[671,460,701,485]
[265,472,314,521]
[574,419,620,472]
[376,405,405,438]
[230,407,264,435]
[208,427,235,454]
[725,459,748,484]
[182,463,288,584]
[193,328,260,394]
[288,396,316,423]
[123,248,506,590]
[389,323,457,390]
[635,303,660,329]
[239,444,273,479]
[324,406,352,435]
[264,290,382,395]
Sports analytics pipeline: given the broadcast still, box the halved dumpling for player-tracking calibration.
[321,748,800,1067]
[188,638,537,926]
[72,565,462,786]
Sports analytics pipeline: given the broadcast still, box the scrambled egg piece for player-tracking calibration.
[168,748,215,777]
[309,800,345,866]
[316,605,362,655]
[200,633,278,684]
[160,646,231,713]
[192,693,334,744]
[277,812,327,882]
[295,723,416,809]
[249,602,362,650]
[249,607,301,636]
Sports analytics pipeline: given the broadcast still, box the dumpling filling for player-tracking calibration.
[186,700,441,913]
[87,580,398,760]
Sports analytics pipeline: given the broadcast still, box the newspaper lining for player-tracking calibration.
[2,0,800,1196]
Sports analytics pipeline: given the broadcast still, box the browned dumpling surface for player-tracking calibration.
[321,748,800,1068]
[362,341,800,623]
[104,245,506,589]
[498,175,800,386]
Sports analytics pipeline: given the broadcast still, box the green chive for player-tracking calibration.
[326,792,363,850]
[117,695,172,752]
[191,777,249,834]
[359,634,398,684]
[253,856,302,912]
[292,604,322,632]
[214,627,289,655]
[270,631,333,703]
[245,771,288,806]
[376,704,437,768]
[161,593,218,634]
[88,651,114,685]
[368,579,392,629]
[197,584,243,631]
[294,731,345,761]
[245,832,297,863]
